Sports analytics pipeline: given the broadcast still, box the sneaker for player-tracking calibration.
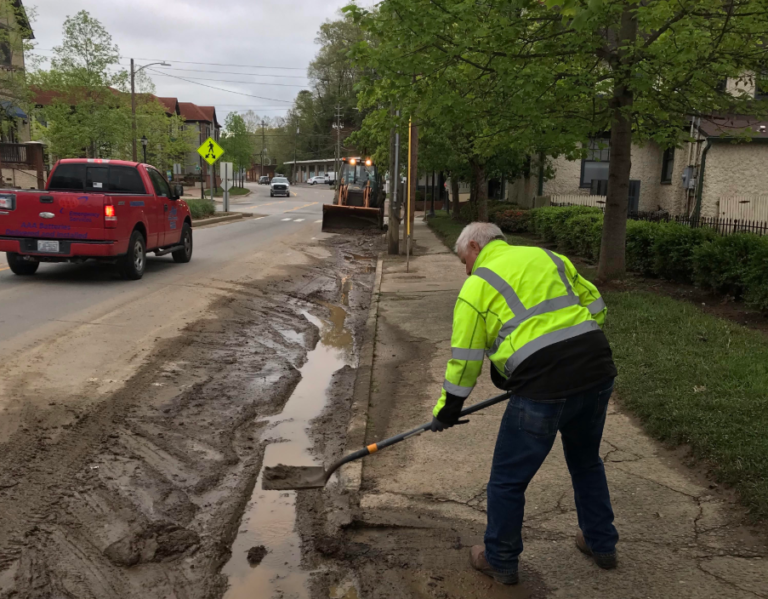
[575,530,617,570]
[469,545,518,585]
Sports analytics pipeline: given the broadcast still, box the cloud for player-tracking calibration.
[29,0,369,121]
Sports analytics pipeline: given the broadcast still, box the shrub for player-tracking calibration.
[626,220,661,277]
[652,223,717,283]
[492,209,532,233]
[692,234,768,298]
[186,199,216,219]
[530,205,602,243]
[555,212,604,260]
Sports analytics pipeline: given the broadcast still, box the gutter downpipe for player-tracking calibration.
[692,138,712,220]
[537,151,545,196]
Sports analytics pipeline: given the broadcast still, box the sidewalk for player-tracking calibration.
[342,219,767,598]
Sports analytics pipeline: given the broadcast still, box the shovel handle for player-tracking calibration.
[324,391,513,481]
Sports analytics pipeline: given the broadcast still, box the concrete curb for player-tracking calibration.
[339,252,385,497]
[192,213,252,228]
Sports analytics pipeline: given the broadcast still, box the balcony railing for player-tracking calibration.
[0,143,30,167]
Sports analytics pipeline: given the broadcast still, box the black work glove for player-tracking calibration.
[430,416,469,433]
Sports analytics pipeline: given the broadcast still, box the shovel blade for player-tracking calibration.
[262,465,327,491]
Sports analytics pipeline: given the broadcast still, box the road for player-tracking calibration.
[0,182,328,348]
[0,179,382,598]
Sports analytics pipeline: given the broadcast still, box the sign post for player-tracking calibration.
[197,137,225,204]
[220,162,234,212]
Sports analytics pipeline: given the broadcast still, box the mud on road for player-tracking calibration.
[0,234,380,599]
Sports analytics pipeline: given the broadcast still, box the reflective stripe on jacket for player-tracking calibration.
[433,240,607,418]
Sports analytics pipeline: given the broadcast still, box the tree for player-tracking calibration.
[346,0,768,279]
[220,112,254,177]
[30,10,195,168]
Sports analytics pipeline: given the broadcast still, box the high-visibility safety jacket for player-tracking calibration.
[433,240,607,419]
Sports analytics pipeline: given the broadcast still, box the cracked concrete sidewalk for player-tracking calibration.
[350,220,768,598]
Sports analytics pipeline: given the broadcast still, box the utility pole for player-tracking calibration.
[335,105,342,190]
[292,121,299,184]
[406,118,418,272]
[387,109,400,255]
[260,120,266,180]
[131,59,170,162]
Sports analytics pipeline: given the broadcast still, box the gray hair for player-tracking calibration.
[455,222,506,256]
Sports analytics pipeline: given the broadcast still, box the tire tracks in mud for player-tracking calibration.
[0,235,381,599]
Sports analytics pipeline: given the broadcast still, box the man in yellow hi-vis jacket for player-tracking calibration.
[432,222,618,585]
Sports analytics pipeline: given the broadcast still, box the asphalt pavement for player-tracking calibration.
[0,181,333,348]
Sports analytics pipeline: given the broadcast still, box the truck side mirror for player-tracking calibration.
[172,183,184,200]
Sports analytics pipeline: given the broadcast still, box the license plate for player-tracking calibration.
[37,240,59,253]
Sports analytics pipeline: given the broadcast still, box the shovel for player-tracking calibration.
[262,390,513,491]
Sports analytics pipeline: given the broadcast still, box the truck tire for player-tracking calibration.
[119,230,146,280]
[6,252,39,276]
[172,223,193,264]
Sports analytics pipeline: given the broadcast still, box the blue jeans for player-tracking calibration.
[484,380,618,574]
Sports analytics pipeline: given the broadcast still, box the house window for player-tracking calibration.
[661,147,675,183]
[580,138,610,188]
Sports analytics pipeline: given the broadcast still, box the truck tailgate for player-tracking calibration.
[1,191,110,242]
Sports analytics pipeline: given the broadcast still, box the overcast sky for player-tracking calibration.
[28,0,370,125]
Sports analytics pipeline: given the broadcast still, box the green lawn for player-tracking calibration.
[427,213,538,252]
[428,213,768,519]
[212,187,249,198]
[185,199,216,219]
[605,291,768,518]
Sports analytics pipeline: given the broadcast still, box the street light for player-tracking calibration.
[131,59,171,161]
[141,135,148,164]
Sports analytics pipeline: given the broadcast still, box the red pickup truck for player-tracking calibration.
[0,159,193,280]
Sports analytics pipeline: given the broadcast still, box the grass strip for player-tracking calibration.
[604,290,768,518]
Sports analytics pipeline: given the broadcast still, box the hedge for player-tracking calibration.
[186,199,216,219]
[491,209,532,233]
[528,205,768,313]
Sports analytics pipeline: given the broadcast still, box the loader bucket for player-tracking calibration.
[321,204,381,232]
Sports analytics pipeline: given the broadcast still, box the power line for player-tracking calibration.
[146,69,295,103]
[32,48,306,70]
[151,73,308,88]
[132,65,310,80]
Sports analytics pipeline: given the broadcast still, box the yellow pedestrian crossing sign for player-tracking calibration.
[197,137,225,166]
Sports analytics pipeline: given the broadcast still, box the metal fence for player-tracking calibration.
[549,202,768,237]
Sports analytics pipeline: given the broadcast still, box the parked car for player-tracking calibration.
[308,175,327,185]
[259,176,270,185]
[0,159,193,280]
[270,177,290,197]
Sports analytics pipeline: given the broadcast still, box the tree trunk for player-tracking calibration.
[597,3,637,281]
[472,161,489,222]
[451,177,461,219]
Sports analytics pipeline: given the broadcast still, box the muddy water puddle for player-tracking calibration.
[222,306,352,599]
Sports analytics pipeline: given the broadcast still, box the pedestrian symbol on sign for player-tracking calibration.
[197,137,225,166]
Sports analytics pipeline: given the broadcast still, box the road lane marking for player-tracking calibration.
[255,201,286,208]
[0,266,8,272]
[315,220,322,223]
[286,202,318,212]
[282,218,292,221]
[294,219,305,222]
[292,193,297,197]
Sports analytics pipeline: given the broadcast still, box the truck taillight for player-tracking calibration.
[104,201,117,228]
[0,194,15,210]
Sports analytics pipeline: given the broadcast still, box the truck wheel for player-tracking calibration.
[172,223,193,264]
[6,253,39,276]
[119,230,146,280]
[270,191,274,197]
